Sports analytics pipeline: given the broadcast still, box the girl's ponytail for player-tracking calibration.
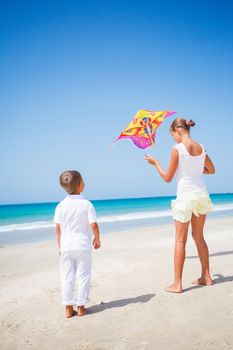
[170,118,195,131]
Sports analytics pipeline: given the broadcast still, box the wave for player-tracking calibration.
[0,203,233,233]
[212,203,233,211]
[0,221,55,233]
[0,210,172,233]
[98,209,172,222]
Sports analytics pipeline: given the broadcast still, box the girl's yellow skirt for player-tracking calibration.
[171,188,212,223]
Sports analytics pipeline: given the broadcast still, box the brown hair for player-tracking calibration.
[170,118,195,132]
[59,170,82,194]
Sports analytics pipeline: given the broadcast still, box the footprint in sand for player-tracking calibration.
[23,339,34,349]
[0,320,20,330]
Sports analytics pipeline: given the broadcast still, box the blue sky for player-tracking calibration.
[1,0,233,204]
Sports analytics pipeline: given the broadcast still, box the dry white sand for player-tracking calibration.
[0,216,233,350]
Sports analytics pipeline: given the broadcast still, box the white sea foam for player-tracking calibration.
[0,203,232,233]
[212,203,233,211]
[98,210,172,223]
[0,221,55,233]
[0,210,172,233]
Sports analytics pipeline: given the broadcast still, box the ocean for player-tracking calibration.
[0,193,233,245]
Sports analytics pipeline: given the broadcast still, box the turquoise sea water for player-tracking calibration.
[0,193,233,245]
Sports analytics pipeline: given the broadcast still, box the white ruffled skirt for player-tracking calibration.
[171,188,212,223]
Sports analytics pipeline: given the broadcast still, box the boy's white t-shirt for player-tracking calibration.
[54,195,97,252]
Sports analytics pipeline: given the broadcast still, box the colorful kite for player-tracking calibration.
[115,110,176,149]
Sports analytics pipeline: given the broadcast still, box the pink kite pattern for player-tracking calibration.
[115,110,176,149]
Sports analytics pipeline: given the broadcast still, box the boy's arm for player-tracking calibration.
[90,222,101,249]
[56,223,61,255]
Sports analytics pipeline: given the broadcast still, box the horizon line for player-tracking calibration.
[0,191,232,207]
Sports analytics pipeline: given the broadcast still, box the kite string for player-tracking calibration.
[147,143,171,161]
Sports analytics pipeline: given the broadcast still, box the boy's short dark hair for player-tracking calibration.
[59,170,82,194]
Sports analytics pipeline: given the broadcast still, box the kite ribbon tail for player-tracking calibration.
[113,135,121,143]
[112,135,123,146]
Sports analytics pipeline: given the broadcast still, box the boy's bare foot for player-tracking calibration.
[192,277,214,286]
[66,305,74,318]
[165,283,182,293]
[78,305,87,317]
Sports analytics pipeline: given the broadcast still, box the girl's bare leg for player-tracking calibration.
[166,220,190,293]
[191,214,213,285]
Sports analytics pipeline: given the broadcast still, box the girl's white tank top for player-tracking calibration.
[173,143,207,195]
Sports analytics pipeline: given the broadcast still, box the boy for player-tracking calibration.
[54,170,101,318]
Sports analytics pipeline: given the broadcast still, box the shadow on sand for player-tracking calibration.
[213,273,233,284]
[89,293,155,314]
[183,273,233,293]
[187,250,233,259]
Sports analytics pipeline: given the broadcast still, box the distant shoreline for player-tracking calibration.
[0,211,233,247]
[0,191,233,207]
[0,193,232,246]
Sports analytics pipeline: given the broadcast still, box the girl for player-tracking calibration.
[145,118,215,293]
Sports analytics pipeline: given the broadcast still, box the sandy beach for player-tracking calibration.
[0,216,233,350]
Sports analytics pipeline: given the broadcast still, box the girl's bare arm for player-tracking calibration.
[203,154,215,174]
[145,149,179,183]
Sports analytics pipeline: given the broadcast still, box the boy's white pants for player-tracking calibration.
[60,250,91,306]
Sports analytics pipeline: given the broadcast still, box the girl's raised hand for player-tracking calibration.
[144,154,158,166]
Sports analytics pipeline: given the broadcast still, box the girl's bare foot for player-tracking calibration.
[78,305,87,317]
[165,283,182,293]
[66,305,74,318]
[192,277,214,286]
